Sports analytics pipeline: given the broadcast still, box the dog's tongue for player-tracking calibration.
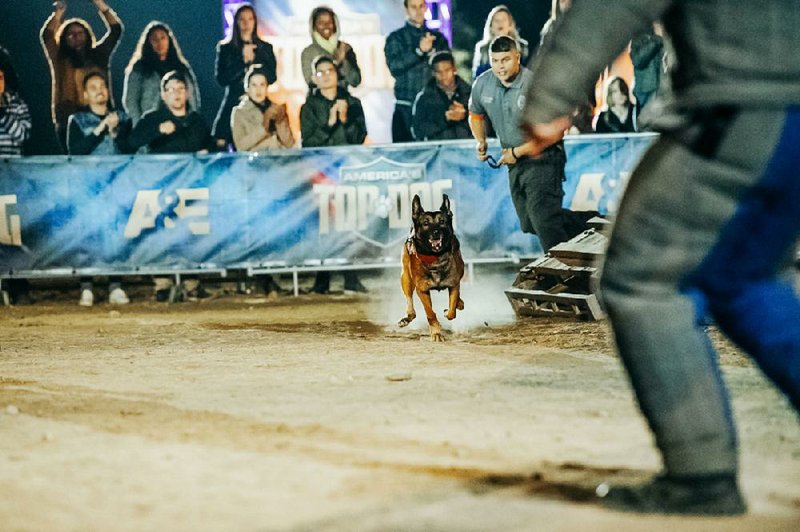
[430,236,443,252]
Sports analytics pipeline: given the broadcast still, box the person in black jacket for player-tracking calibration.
[212,3,277,150]
[411,51,471,141]
[300,55,366,149]
[300,55,368,294]
[128,70,214,154]
[384,0,449,142]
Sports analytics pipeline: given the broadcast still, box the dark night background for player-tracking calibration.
[0,1,551,155]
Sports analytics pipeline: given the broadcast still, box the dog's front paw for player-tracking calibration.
[457,298,464,310]
[430,332,444,342]
[445,308,457,320]
[398,315,414,327]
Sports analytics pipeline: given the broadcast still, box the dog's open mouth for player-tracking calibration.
[429,235,443,253]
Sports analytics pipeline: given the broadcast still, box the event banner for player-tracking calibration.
[0,135,656,274]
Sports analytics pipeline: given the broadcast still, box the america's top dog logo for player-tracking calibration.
[398,194,465,342]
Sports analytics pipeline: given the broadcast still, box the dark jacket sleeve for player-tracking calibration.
[215,42,244,87]
[523,0,671,125]
[127,111,164,151]
[343,98,367,145]
[412,88,447,141]
[94,7,123,59]
[113,117,134,154]
[67,116,104,155]
[254,40,277,84]
[631,33,663,68]
[339,44,362,88]
[300,101,335,147]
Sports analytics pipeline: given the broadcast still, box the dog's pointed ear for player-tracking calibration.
[440,194,451,215]
[412,195,423,220]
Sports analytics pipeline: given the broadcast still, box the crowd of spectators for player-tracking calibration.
[0,0,672,305]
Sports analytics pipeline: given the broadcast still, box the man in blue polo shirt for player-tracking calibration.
[469,35,594,252]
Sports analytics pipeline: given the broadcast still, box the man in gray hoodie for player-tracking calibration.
[521,0,800,516]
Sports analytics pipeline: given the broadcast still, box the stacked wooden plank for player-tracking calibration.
[505,219,609,321]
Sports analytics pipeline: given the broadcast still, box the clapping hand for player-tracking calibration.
[159,120,176,135]
[419,32,436,53]
[445,101,466,122]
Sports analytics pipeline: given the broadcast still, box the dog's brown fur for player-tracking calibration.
[398,194,465,341]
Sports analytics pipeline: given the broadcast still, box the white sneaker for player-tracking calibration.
[109,287,130,305]
[79,289,94,307]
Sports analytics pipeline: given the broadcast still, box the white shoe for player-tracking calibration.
[109,287,130,305]
[79,289,94,307]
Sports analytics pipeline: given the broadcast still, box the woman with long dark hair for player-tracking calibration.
[39,0,122,151]
[213,3,277,149]
[594,77,638,133]
[123,21,199,125]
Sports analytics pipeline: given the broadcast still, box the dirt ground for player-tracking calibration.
[1,267,799,531]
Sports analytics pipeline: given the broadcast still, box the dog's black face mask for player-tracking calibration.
[411,194,454,255]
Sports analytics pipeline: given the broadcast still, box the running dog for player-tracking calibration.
[398,194,465,341]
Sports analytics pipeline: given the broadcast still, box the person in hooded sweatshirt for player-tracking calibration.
[300,6,361,91]
[39,0,123,151]
[300,54,368,295]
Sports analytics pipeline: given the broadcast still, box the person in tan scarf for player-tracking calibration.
[300,6,361,91]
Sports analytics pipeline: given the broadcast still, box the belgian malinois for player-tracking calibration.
[398,194,465,341]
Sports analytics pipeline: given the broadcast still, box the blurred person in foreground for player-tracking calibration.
[66,72,132,307]
[521,0,800,515]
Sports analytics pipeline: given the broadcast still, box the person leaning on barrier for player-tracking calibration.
[384,0,449,143]
[300,6,361,92]
[123,21,200,127]
[66,72,132,307]
[411,51,471,141]
[468,35,596,253]
[231,64,293,151]
[213,3,277,150]
[300,54,368,294]
[127,70,214,302]
[520,0,800,515]
[40,0,123,152]
[128,70,214,154]
[0,48,33,306]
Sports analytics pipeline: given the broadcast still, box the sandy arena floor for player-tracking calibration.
[1,268,798,531]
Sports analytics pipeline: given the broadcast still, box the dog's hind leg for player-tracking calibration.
[446,285,462,321]
[417,290,443,341]
[398,267,416,327]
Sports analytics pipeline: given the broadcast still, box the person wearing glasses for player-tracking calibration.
[468,36,595,252]
[128,70,213,154]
